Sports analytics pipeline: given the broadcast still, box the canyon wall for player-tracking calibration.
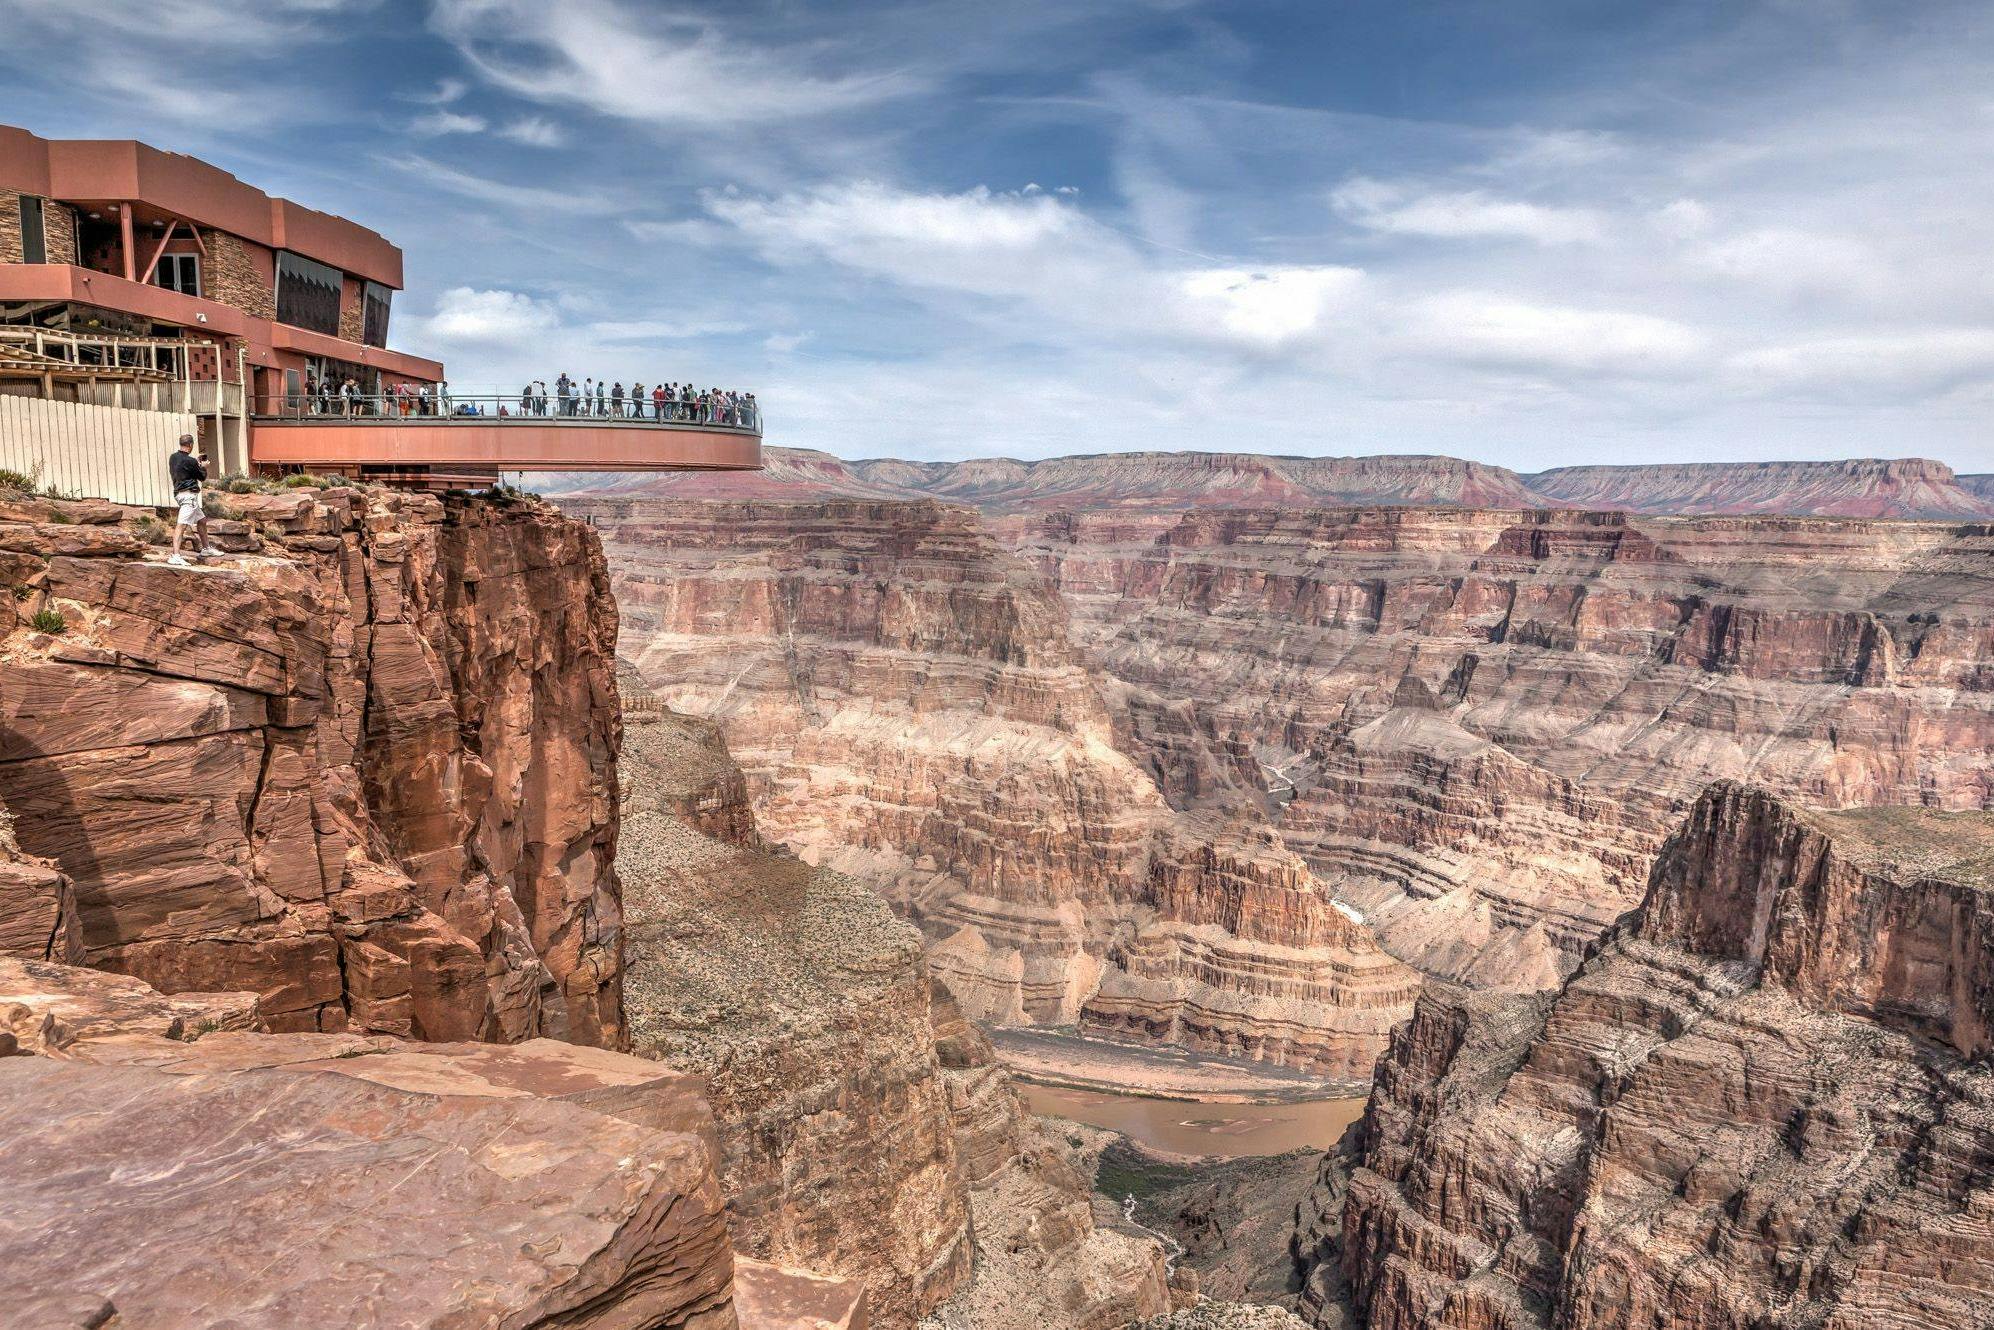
[572,495,1419,1079]
[850,450,1994,520]
[1314,782,1994,1330]
[1528,456,1994,519]
[1004,505,1994,985]
[614,675,1174,1329]
[0,486,624,1043]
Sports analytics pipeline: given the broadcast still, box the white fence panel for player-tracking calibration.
[0,397,189,507]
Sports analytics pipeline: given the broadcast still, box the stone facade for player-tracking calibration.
[0,188,21,264]
[198,227,275,320]
[338,275,365,343]
[0,189,75,265]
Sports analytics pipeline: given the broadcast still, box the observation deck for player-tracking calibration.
[248,394,763,482]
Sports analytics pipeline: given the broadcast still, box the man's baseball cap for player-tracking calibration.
[178,434,195,446]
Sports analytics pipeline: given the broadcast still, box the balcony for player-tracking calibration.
[248,393,764,477]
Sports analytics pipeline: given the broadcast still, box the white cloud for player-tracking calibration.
[592,318,751,341]
[1730,330,1994,397]
[1403,294,1706,377]
[379,153,627,216]
[403,77,469,105]
[1179,267,1363,345]
[411,109,487,137]
[498,116,565,147]
[428,0,924,127]
[415,287,561,344]
[1332,177,1607,245]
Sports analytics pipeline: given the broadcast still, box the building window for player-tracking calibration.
[154,253,201,297]
[274,250,343,336]
[19,195,46,264]
[361,280,392,348]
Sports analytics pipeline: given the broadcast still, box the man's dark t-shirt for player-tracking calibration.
[169,450,205,494]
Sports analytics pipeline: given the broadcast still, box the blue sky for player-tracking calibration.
[5,0,1993,471]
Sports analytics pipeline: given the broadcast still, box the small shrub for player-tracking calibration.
[201,491,240,520]
[0,467,36,493]
[279,471,334,489]
[223,476,262,494]
[131,515,169,546]
[10,585,33,601]
[29,608,66,634]
[42,509,73,525]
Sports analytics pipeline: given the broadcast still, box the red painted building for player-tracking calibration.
[0,125,759,487]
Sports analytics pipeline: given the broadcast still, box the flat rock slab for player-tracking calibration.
[0,1054,736,1329]
[733,1258,869,1330]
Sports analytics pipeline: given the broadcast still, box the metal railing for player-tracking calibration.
[255,392,762,433]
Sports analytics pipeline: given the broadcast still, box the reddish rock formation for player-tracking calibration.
[543,446,1994,520]
[573,496,1418,1078]
[1004,504,1994,986]
[0,487,624,1044]
[1528,456,1994,519]
[848,453,1547,512]
[1314,783,1994,1330]
[613,681,1174,1330]
[1,958,736,1330]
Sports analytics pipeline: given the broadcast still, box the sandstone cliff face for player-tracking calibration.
[1317,783,1994,1330]
[615,677,1174,1329]
[1005,505,1994,986]
[573,496,1418,1079]
[0,488,624,1045]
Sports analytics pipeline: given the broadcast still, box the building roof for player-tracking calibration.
[0,125,405,288]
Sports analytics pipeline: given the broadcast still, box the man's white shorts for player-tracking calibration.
[176,491,202,525]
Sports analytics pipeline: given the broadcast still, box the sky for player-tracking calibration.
[4,0,1993,472]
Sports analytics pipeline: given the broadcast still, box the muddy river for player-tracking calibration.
[1020,1083,1367,1158]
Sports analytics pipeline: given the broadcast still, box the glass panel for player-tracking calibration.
[19,195,46,264]
[362,280,392,348]
[274,250,343,335]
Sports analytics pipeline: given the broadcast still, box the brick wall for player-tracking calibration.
[199,227,275,320]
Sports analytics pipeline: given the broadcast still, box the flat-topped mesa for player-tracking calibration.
[1528,456,1994,519]
[845,451,1548,511]
[0,486,623,1043]
[1640,781,1994,1056]
[1321,784,1994,1330]
[574,493,1420,1077]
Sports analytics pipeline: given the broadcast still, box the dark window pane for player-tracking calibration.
[20,195,46,264]
[362,280,392,347]
[275,250,342,336]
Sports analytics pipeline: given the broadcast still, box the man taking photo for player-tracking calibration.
[167,434,222,567]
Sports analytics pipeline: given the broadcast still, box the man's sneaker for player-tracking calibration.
[199,545,225,556]
[167,553,191,566]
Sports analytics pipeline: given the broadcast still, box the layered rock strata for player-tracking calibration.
[1318,783,1994,1330]
[922,984,1176,1330]
[1528,456,1994,519]
[1004,505,1994,985]
[0,487,623,1043]
[615,683,1175,1329]
[575,497,1418,1076]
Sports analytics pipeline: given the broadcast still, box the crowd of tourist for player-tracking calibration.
[296,373,757,429]
[509,375,758,428]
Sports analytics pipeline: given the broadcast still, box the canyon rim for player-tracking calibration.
[7,2,1994,1324]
